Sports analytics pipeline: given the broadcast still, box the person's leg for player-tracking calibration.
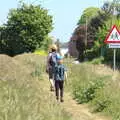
[59,81,64,102]
[49,68,54,91]
[49,79,54,90]
[55,80,59,100]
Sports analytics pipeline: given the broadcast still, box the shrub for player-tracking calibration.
[91,80,120,119]
[90,56,104,65]
[67,61,120,119]
[73,77,105,104]
[92,89,112,112]
[34,50,47,56]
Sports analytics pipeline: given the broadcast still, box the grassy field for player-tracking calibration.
[0,54,71,120]
[65,58,120,120]
[0,54,120,120]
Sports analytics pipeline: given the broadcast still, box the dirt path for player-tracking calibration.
[62,93,111,120]
[42,74,112,120]
[13,54,112,120]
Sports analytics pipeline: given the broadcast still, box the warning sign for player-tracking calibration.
[104,25,120,43]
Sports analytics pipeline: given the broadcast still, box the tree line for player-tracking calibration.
[71,0,120,62]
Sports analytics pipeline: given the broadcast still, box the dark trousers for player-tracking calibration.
[55,80,64,99]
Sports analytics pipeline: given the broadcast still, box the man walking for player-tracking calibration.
[46,44,58,91]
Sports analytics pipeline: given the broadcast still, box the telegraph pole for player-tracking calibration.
[84,18,87,59]
[112,2,117,71]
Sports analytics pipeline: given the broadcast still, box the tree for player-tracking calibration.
[0,2,53,56]
[70,7,99,60]
[40,36,53,51]
[93,18,120,60]
[78,7,100,25]
[90,0,120,58]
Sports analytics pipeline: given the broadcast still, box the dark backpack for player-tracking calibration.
[49,52,57,67]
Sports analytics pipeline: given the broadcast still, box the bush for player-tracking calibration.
[67,61,120,119]
[90,56,104,65]
[34,49,47,56]
[92,88,112,112]
[85,49,99,60]
[73,77,105,104]
[91,80,120,118]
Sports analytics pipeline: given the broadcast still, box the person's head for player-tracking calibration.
[50,44,57,52]
[57,55,63,64]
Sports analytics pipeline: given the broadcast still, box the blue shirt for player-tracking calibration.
[54,64,66,81]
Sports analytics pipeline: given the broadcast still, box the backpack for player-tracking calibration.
[49,52,57,67]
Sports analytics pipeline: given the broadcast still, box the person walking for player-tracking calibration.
[46,44,59,91]
[54,55,67,102]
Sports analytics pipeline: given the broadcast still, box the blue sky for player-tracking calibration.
[0,0,104,42]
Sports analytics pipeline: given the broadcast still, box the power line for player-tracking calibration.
[31,0,41,4]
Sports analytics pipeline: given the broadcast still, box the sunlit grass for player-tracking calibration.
[66,60,120,120]
[0,54,71,120]
[34,49,47,56]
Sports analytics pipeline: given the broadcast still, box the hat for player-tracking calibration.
[56,54,63,60]
[51,44,57,50]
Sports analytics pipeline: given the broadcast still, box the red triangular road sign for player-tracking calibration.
[104,25,120,44]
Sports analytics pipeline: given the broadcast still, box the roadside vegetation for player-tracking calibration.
[0,0,120,119]
[34,49,48,56]
[0,54,71,120]
[65,58,120,120]
[70,0,120,63]
[0,53,120,120]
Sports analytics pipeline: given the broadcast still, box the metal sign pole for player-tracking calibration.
[113,48,116,71]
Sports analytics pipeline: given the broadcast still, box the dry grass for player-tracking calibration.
[0,54,119,120]
[0,53,71,120]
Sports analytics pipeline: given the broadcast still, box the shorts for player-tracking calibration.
[49,67,54,79]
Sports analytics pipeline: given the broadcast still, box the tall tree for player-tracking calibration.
[71,7,99,60]
[90,0,120,58]
[78,7,100,25]
[0,2,53,56]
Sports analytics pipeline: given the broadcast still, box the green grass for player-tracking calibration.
[65,59,120,120]
[1,53,120,120]
[34,49,47,56]
[0,54,71,120]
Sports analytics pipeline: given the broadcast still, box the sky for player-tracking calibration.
[0,0,105,43]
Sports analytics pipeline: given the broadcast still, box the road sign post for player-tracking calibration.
[113,49,116,71]
[104,25,120,71]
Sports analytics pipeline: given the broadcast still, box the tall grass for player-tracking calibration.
[0,54,71,120]
[66,60,120,120]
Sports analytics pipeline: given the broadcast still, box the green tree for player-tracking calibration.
[78,7,100,25]
[71,7,99,60]
[0,2,53,56]
[90,0,120,59]
[40,36,53,51]
[94,18,120,60]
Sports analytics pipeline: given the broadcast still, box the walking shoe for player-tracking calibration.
[56,97,59,101]
[60,99,64,102]
[50,86,54,92]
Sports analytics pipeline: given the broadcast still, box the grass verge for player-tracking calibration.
[65,59,120,120]
[0,54,71,120]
